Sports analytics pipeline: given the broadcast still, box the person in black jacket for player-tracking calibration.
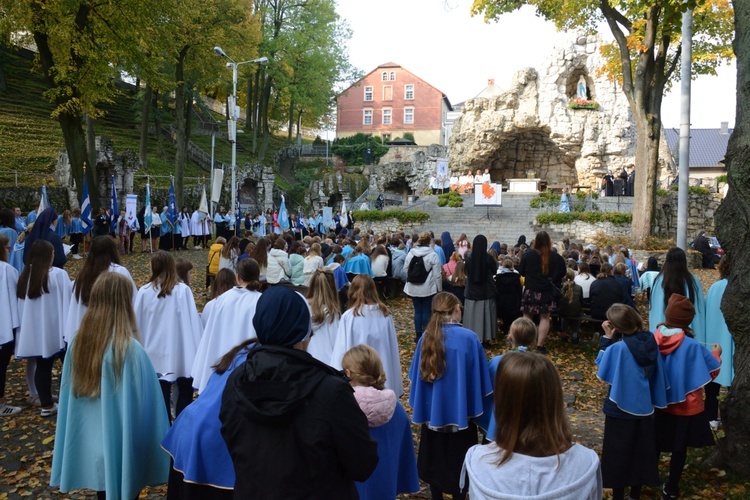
[518,231,566,354]
[589,263,633,321]
[464,235,497,345]
[220,286,378,499]
[495,258,522,335]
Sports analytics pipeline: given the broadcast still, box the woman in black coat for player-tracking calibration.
[463,235,497,344]
[220,287,378,499]
[518,231,566,354]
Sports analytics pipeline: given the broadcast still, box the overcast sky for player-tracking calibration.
[335,0,736,129]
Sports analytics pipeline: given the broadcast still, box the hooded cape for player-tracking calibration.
[705,279,734,386]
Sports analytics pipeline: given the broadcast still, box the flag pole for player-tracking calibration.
[82,163,88,258]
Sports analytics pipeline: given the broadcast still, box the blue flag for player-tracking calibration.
[167,178,178,224]
[81,174,92,235]
[278,195,290,231]
[37,185,50,214]
[144,183,152,233]
[110,175,119,232]
[235,183,242,237]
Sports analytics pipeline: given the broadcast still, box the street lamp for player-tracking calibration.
[213,46,268,212]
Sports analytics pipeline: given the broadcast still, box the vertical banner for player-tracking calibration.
[110,175,119,232]
[126,194,138,225]
[211,168,224,203]
[436,158,449,177]
[340,200,348,227]
[322,207,333,229]
[144,183,152,233]
[278,195,290,231]
[81,175,92,235]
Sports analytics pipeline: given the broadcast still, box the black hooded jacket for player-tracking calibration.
[220,345,378,499]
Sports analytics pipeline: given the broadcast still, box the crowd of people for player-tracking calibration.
[0,202,737,500]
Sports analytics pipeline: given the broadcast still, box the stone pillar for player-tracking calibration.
[261,165,275,211]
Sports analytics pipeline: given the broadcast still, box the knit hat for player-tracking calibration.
[665,293,695,329]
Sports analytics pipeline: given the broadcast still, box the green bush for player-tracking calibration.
[331,133,388,166]
[536,211,632,225]
[529,190,561,209]
[656,188,670,197]
[688,185,710,195]
[437,191,463,207]
[716,174,728,184]
[352,209,430,224]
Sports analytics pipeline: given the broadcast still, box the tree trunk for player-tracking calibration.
[174,48,189,210]
[631,110,661,244]
[32,22,101,210]
[246,74,254,130]
[287,99,294,142]
[85,113,96,172]
[139,84,153,169]
[714,0,750,478]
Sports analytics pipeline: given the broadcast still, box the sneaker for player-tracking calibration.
[0,403,21,416]
[709,420,720,431]
[662,485,679,499]
[40,403,58,417]
[536,345,548,355]
[72,254,82,260]
[28,394,57,407]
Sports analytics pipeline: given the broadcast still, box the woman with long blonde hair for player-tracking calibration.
[330,275,403,396]
[134,251,202,420]
[408,291,492,499]
[462,351,602,499]
[51,272,169,499]
[305,268,342,365]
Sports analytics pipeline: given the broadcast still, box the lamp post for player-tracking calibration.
[213,46,268,212]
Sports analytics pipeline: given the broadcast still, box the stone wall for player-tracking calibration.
[653,191,723,237]
[351,218,422,236]
[369,144,448,200]
[536,220,631,241]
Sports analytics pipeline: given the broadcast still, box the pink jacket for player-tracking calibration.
[353,386,397,427]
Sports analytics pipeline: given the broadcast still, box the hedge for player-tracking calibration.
[536,211,632,224]
[352,209,430,224]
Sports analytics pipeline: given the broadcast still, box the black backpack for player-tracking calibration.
[407,254,430,284]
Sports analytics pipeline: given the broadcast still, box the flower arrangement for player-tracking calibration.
[568,97,600,110]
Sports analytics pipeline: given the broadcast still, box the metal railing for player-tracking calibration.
[0,170,56,187]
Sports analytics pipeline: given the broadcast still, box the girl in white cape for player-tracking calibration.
[16,240,72,417]
[191,258,262,393]
[134,251,202,421]
[330,275,403,397]
[305,268,342,366]
[0,235,21,416]
[65,235,136,344]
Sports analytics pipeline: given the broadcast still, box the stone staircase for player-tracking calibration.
[406,193,634,245]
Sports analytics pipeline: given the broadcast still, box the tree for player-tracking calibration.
[715,0,749,478]
[471,0,733,245]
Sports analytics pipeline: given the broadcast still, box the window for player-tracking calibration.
[404,107,414,124]
[389,71,396,81]
[382,108,392,125]
[404,84,414,100]
[381,71,388,81]
[363,109,373,125]
[382,85,392,101]
[382,133,391,141]
[364,86,373,101]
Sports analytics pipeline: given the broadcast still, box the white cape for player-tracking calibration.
[191,287,262,393]
[65,264,137,343]
[134,282,202,382]
[16,266,72,358]
[306,315,341,366]
[330,305,403,397]
[0,262,20,345]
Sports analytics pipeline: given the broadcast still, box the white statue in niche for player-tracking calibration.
[577,75,587,99]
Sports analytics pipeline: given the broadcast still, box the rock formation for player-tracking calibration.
[449,33,637,188]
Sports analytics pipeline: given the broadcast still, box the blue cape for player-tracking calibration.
[659,334,721,405]
[596,337,668,416]
[332,266,350,291]
[408,324,492,429]
[434,245,446,266]
[441,232,456,259]
[705,279,734,386]
[475,355,502,439]
[162,350,250,489]
[649,274,706,343]
[343,254,373,276]
[355,403,419,499]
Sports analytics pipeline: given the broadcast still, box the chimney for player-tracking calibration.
[488,78,495,87]
[721,121,729,135]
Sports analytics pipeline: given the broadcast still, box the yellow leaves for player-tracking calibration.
[41,436,55,446]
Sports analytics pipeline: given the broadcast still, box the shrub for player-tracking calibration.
[591,232,633,249]
[535,211,632,225]
[716,174,728,184]
[529,190,561,209]
[352,209,430,224]
[437,191,463,208]
[656,188,670,197]
[688,185,710,195]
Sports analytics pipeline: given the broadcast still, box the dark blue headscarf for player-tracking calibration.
[23,207,57,265]
[489,241,501,253]
[441,231,456,259]
[253,287,311,347]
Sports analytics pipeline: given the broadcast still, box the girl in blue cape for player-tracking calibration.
[654,294,721,500]
[342,345,419,500]
[476,317,537,441]
[51,272,170,499]
[649,247,706,343]
[409,291,492,499]
[596,304,668,500]
[703,256,734,430]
